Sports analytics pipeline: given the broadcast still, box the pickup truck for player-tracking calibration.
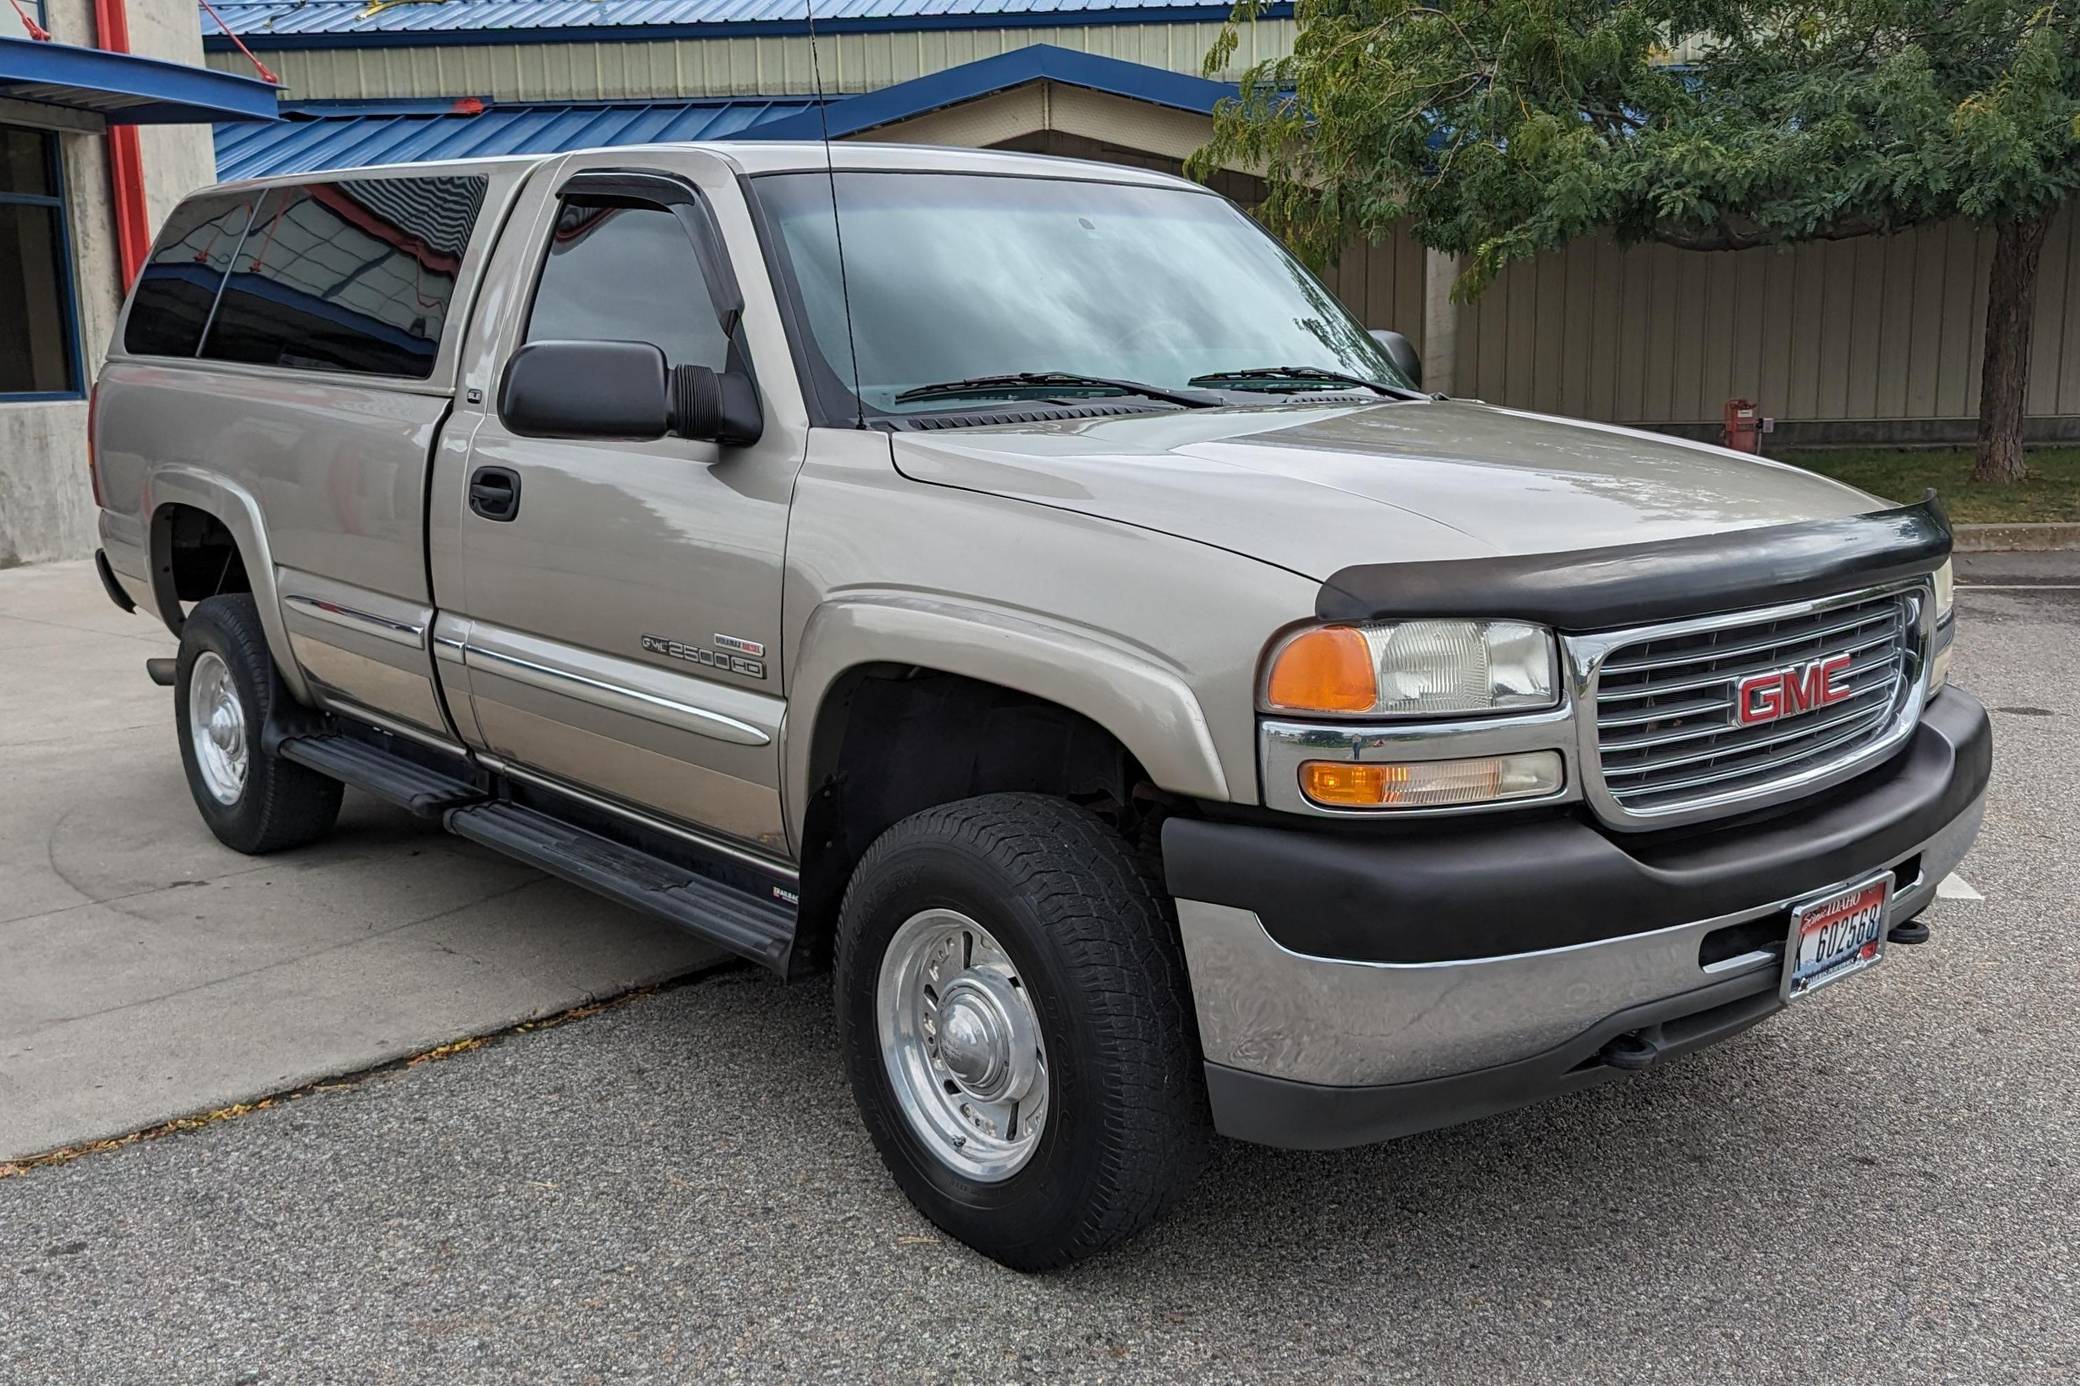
[89,141,1990,1270]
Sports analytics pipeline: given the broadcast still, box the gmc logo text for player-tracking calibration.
[1734,653,1855,727]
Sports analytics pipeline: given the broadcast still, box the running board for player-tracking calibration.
[277,733,485,818]
[445,801,796,972]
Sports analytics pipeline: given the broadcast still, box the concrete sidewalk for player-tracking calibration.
[0,561,721,1162]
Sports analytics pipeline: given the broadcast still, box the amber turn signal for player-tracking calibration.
[1264,626,1378,714]
[1299,762,1406,807]
[1299,752,1564,810]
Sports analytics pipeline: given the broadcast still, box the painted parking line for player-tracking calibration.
[1958,584,2080,591]
[1936,873,1984,901]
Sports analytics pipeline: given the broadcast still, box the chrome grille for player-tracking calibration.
[1589,591,1919,819]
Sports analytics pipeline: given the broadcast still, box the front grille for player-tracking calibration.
[1591,590,1919,819]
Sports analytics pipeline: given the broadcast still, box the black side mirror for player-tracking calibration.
[501,340,670,439]
[1369,329,1422,389]
[501,341,764,447]
[670,364,763,447]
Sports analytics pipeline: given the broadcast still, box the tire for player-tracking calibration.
[174,593,343,855]
[834,793,1210,1270]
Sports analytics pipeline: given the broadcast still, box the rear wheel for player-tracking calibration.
[834,793,1209,1270]
[174,594,342,854]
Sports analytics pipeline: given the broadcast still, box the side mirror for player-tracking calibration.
[500,340,763,448]
[670,364,763,447]
[501,340,670,439]
[1369,329,1422,389]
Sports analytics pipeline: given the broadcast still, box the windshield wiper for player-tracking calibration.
[1189,366,1424,399]
[893,371,1222,409]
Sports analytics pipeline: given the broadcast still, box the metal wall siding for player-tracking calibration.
[1448,205,2080,425]
[1318,227,1425,354]
[208,22,1290,100]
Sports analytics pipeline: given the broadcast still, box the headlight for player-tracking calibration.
[1928,559,1955,693]
[1263,619,1558,717]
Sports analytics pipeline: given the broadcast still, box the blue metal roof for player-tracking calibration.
[200,0,1287,47]
[2,35,278,124]
[212,46,1237,178]
[745,44,1233,140]
[215,95,819,178]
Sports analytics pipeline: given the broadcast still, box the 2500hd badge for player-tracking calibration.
[640,632,765,681]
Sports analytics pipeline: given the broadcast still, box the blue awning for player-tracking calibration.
[215,95,823,179]
[1,36,279,124]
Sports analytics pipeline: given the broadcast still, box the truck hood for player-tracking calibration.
[891,400,1881,581]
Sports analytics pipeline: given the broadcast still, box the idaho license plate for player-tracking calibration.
[1782,872,1892,1001]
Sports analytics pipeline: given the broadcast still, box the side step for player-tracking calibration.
[277,733,485,818]
[446,801,795,972]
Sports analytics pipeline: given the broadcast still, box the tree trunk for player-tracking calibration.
[1972,212,2052,484]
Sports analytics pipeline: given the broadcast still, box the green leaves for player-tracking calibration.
[1196,0,2080,288]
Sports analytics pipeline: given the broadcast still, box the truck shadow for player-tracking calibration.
[637,964,1890,1308]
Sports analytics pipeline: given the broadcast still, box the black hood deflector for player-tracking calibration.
[1316,493,1951,632]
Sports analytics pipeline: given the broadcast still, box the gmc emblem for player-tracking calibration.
[1734,654,1855,727]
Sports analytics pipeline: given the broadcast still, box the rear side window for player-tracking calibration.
[525,201,730,372]
[203,174,488,378]
[123,191,255,359]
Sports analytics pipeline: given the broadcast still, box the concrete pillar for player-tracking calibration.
[1421,247,1460,397]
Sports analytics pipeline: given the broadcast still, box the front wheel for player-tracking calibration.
[834,793,1209,1270]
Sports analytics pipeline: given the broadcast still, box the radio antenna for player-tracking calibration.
[805,0,865,428]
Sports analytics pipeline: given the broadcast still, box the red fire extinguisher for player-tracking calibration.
[1722,399,1774,453]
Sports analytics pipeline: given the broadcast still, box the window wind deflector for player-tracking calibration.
[892,371,1222,409]
[556,169,743,338]
[1188,366,1424,399]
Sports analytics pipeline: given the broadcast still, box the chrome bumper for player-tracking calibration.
[1178,788,1984,1093]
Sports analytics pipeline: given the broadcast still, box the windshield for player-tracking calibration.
[755,170,1414,417]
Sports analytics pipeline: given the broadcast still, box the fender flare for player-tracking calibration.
[144,465,313,705]
[784,593,1232,848]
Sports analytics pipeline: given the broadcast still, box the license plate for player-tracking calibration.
[1781,872,1892,1001]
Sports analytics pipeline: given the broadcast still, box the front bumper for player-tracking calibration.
[1164,688,1991,1150]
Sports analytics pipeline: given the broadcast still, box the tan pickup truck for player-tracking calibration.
[90,141,1988,1268]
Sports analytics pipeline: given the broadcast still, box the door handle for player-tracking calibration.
[468,466,521,521]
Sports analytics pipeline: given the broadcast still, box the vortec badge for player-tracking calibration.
[1733,653,1854,727]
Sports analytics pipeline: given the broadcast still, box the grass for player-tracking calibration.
[1772,447,2080,525]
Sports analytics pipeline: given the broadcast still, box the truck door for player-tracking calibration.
[428,149,803,857]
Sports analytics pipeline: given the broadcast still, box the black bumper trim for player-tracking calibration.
[1317,494,1949,629]
[1165,688,1990,965]
[1206,966,1785,1150]
[94,549,137,614]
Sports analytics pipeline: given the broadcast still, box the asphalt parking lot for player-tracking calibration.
[2,557,2076,1384]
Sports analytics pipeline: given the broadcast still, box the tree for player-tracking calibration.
[1193,0,2080,481]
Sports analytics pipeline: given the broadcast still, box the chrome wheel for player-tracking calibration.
[876,908,1049,1182]
[187,650,248,806]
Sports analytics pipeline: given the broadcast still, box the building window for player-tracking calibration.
[0,124,83,400]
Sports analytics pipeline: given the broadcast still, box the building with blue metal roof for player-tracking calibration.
[192,0,2080,447]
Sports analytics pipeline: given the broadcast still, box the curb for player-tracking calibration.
[1954,522,2080,553]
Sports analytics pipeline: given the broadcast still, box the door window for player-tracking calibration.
[524,200,730,372]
